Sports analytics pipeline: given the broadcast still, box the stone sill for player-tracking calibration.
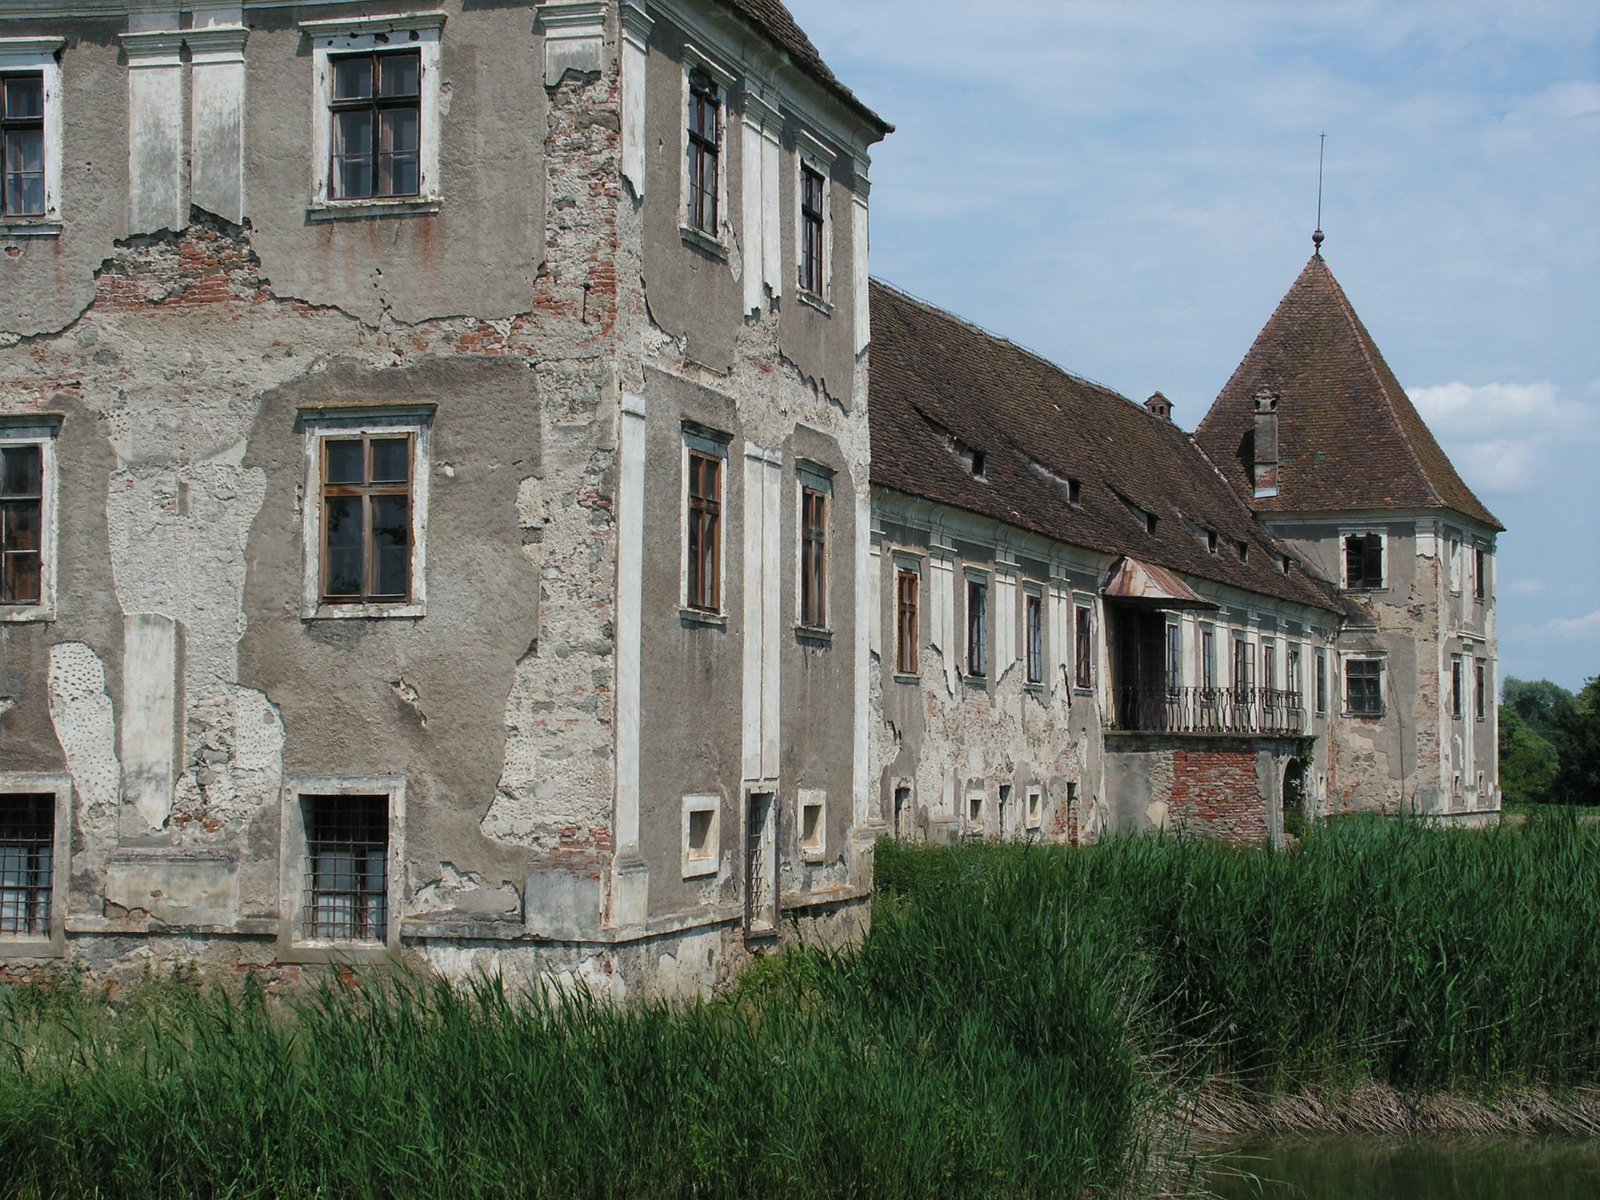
[307,198,441,221]
[0,220,61,238]
[0,605,55,623]
[66,916,278,936]
[796,289,833,317]
[679,607,727,629]
[306,602,425,621]
[794,624,832,646]
[679,224,729,259]
[892,672,920,686]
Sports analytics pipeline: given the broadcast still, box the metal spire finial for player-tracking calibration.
[1313,133,1326,256]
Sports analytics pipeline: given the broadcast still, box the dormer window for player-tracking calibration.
[1281,555,1292,575]
[1208,530,1218,553]
[1238,541,1249,563]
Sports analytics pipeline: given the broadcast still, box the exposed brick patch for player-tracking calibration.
[1168,748,1268,843]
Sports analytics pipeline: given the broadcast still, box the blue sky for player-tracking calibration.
[790,0,1600,693]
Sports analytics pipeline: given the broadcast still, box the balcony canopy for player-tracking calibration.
[1102,557,1219,611]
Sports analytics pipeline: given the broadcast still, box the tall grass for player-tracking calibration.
[1,813,1594,1198]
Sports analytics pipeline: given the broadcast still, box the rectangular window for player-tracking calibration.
[1451,656,1463,720]
[1344,533,1384,590]
[1,442,42,604]
[1025,592,1044,684]
[1,72,45,217]
[1166,623,1181,689]
[1315,649,1328,715]
[1474,547,1487,601]
[799,791,825,861]
[1233,638,1254,691]
[328,50,421,200]
[1475,659,1487,721]
[302,794,388,943]
[966,788,984,834]
[799,486,827,628]
[1074,603,1093,688]
[686,68,720,234]
[0,792,53,937]
[1262,639,1276,692]
[966,578,988,677]
[1025,786,1042,831]
[1346,658,1384,717]
[799,163,825,295]
[320,434,413,604]
[1201,626,1215,689]
[682,794,720,878]
[1448,537,1462,593]
[1287,645,1302,703]
[896,568,919,675]
[686,449,723,612]
[893,785,912,839]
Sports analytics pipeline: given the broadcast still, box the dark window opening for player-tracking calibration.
[1,73,45,217]
[1074,604,1093,689]
[799,163,825,294]
[896,569,919,675]
[1068,478,1081,504]
[1345,533,1384,590]
[1,443,43,605]
[303,793,388,942]
[1025,592,1043,684]
[1233,639,1254,691]
[1451,658,1463,719]
[1473,546,1486,600]
[328,51,421,200]
[687,449,723,612]
[320,434,413,604]
[1315,649,1327,715]
[687,68,720,234]
[1165,623,1181,690]
[1206,529,1218,554]
[1238,541,1250,563]
[966,579,988,677]
[0,792,53,937]
[1346,659,1383,716]
[1201,627,1215,688]
[1475,659,1486,721]
[799,486,827,628]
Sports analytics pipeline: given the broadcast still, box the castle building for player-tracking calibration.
[0,0,1498,992]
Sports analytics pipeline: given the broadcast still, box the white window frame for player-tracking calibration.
[0,414,60,622]
[0,38,64,233]
[681,425,730,618]
[299,403,433,620]
[1025,785,1043,832]
[679,44,734,255]
[0,773,71,956]
[798,788,826,863]
[1342,652,1386,718]
[793,127,835,309]
[279,775,405,957]
[301,12,445,218]
[795,460,833,632]
[1340,527,1388,591]
[681,793,720,878]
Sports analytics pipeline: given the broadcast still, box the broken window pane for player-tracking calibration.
[1345,533,1383,590]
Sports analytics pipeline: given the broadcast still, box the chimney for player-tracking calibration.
[1253,387,1279,498]
[1144,391,1172,421]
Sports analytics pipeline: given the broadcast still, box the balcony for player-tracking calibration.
[1111,685,1307,736]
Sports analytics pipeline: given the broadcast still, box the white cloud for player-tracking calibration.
[1509,579,1548,596]
[1406,381,1598,492]
[1543,610,1600,639]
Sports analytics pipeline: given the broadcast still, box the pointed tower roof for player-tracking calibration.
[1196,254,1502,530]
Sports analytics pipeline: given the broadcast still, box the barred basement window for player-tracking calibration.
[328,50,421,200]
[1,72,45,216]
[1344,533,1384,590]
[1346,658,1384,717]
[303,794,388,942]
[0,793,53,937]
[321,434,413,603]
[686,449,723,612]
[799,162,825,295]
[686,68,720,234]
[1,442,41,604]
[799,486,827,628]
[1025,591,1044,684]
[896,568,919,674]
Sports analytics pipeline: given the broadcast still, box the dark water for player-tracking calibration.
[1201,1134,1600,1199]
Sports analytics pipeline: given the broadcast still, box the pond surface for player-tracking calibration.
[1201,1133,1600,1199]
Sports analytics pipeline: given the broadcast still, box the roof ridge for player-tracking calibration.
[1315,259,1448,511]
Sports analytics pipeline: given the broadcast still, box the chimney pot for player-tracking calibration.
[1253,387,1280,497]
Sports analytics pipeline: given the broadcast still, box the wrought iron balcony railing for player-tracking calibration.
[1111,685,1306,736]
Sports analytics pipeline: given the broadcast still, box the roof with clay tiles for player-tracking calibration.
[716,0,892,133]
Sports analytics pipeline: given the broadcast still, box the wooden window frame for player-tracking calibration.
[1473,546,1487,601]
[799,484,828,629]
[965,576,989,679]
[326,49,422,201]
[799,161,825,296]
[895,567,920,676]
[0,416,58,620]
[1315,648,1328,715]
[1165,622,1182,690]
[1343,531,1385,591]
[1345,657,1384,717]
[1475,658,1487,722]
[1074,602,1094,689]
[1450,656,1464,720]
[1,71,45,217]
[1025,590,1044,684]
[686,448,723,613]
[0,440,42,605]
[686,67,720,235]
[318,432,415,605]
[1201,625,1216,689]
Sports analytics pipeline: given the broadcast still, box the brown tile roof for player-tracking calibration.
[716,0,892,134]
[1195,254,1501,530]
[868,281,1341,613]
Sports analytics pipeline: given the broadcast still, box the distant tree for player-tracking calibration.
[1551,676,1600,806]
[1499,703,1561,805]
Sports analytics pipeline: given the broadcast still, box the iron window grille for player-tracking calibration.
[966,579,988,677]
[1,443,42,604]
[1346,659,1384,716]
[799,163,825,294]
[1025,593,1044,684]
[1,73,45,217]
[686,450,722,611]
[800,487,827,628]
[896,569,919,674]
[1074,605,1093,688]
[686,68,719,234]
[328,50,421,201]
[1344,533,1383,590]
[320,434,413,603]
[0,793,53,937]
[302,793,388,942]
